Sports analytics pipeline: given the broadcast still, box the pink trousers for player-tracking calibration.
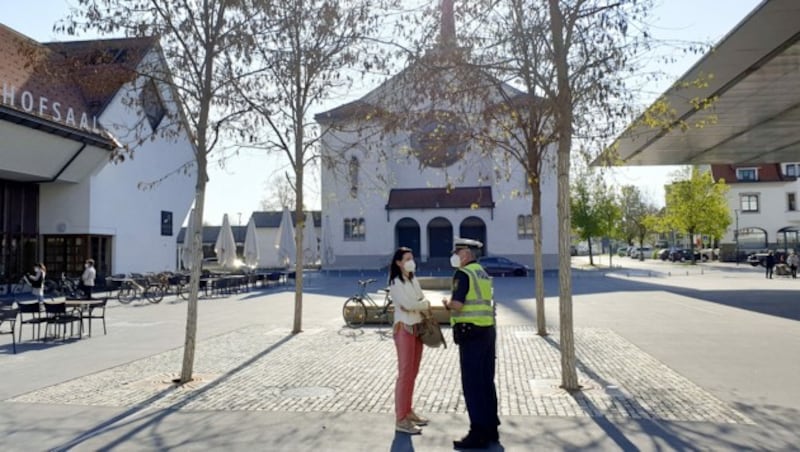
[394,323,424,421]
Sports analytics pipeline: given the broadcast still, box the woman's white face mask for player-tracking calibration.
[403,259,416,273]
[450,254,462,268]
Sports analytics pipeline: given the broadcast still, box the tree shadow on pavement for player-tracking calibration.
[541,335,698,452]
[47,334,296,451]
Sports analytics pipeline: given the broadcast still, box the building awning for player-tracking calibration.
[386,187,494,210]
[0,108,118,183]
[609,0,800,166]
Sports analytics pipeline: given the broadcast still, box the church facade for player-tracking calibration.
[315,9,558,271]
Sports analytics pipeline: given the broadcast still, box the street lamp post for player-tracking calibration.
[734,209,740,266]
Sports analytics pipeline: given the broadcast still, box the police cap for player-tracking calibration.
[452,237,483,253]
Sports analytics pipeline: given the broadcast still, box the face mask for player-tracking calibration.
[450,254,462,268]
[403,259,416,273]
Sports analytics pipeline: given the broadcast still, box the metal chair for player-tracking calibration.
[43,302,82,340]
[84,298,108,336]
[17,301,46,341]
[0,306,18,353]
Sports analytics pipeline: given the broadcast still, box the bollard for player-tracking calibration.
[668,271,671,277]
[648,271,652,277]
[686,271,689,276]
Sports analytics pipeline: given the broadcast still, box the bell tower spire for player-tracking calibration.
[440,0,456,46]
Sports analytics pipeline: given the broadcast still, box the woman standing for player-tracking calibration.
[389,247,431,435]
[24,263,46,302]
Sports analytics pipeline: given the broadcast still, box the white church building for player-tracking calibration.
[315,4,557,271]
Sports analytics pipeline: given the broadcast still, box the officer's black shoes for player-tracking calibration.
[453,433,490,450]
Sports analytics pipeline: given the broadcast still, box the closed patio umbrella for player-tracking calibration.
[275,206,296,268]
[243,215,260,269]
[181,208,197,271]
[302,211,318,265]
[214,213,238,269]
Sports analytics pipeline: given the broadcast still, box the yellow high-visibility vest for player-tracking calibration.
[450,262,495,327]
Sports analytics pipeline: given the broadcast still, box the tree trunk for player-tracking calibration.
[587,237,593,266]
[609,240,613,267]
[639,236,645,261]
[549,0,580,391]
[689,229,696,265]
[179,151,207,384]
[292,125,304,335]
[531,184,546,336]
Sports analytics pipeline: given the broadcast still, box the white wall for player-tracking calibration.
[39,49,196,274]
[320,120,559,270]
[721,180,800,244]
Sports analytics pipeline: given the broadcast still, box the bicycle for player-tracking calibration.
[43,273,85,299]
[117,274,164,304]
[151,272,190,300]
[342,278,393,328]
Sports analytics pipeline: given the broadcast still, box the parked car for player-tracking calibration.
[746,251,787,267]
[570,245,578,256]
[630,246,652,259]
[669,248,701,262]
[657,248,670,261]
[478,256,529,276]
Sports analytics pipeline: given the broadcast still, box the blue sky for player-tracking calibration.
[3,0,764,224]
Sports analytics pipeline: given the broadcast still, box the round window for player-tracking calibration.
[409,111,467,168]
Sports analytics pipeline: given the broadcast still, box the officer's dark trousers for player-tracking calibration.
[457,324,500,437]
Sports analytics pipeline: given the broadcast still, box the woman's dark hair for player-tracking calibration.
[389,247,414,284]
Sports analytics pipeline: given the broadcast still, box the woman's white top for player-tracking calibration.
[390,275,430,326]
[82,267,96,286]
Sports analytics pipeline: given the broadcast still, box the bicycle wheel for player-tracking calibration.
[118,285,136,304]
[178,281,190,300]
[343,297,367,328]
[146,285,164,304]
[379,296,394,326]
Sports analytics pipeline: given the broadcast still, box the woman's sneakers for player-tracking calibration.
[396,418,422,435]
[406,410,429,426]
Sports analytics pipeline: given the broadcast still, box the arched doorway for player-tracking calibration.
[395,218,421,259]
[427,217,453,259]
[459,216,487,256]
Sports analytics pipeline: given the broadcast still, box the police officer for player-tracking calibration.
[442,238,499,449]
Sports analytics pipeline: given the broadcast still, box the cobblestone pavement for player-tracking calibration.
[8,325,751,424]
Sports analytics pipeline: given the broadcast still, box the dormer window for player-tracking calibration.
[736,168,758,182]
[141,79,165,132]
[785,163,799,177]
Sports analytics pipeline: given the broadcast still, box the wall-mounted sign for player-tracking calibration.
[2,82,101,133]
[161,211,173,236]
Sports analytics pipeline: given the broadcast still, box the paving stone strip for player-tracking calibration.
[8,325,751,424]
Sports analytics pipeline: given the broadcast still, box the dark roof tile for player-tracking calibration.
[386,187,494,210]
